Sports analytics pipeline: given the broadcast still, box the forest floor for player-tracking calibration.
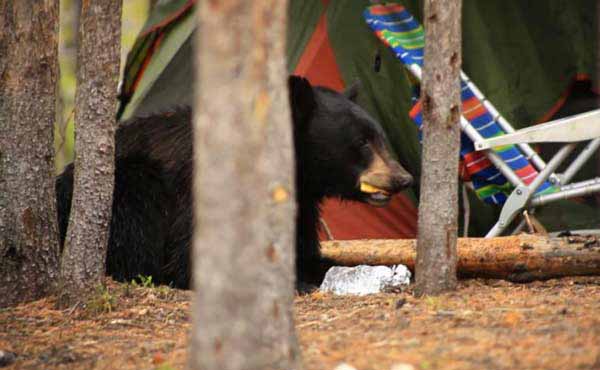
[1,276,599,370]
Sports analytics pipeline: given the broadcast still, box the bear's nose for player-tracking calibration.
[388,161,413,192]
[398,173,413,188]
[389,174,413,193]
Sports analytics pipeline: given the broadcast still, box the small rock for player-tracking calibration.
[136,308,149,316]
[320,265,411,296]
[334,363,358,370]
[558,307,568,315]
[109,319,130,325]
[395,297,407,309]
[0,351,17,367]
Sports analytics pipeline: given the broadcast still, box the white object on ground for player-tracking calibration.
[334,363,358,370]
[320,265,411,296]
[391,363,416,370]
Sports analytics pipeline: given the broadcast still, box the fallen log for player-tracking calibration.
[321,235,600,282]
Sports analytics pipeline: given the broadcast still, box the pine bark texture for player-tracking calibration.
[416,0,462,296]
[0,1,60,308]
[190,1,301,370]
[322,236,600,282]
[59,0,122,305]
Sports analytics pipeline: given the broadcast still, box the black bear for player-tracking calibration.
[56,76,413,288]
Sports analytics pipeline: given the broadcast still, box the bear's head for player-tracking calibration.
[289,75,413,206]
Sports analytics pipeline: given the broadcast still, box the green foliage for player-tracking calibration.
[87,284,117,314]
[423,296,443,311]
[127,275,175,300]
[133,274,155,289]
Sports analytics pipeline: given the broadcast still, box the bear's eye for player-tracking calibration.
[357,138,369,148]
[358,140,371,158]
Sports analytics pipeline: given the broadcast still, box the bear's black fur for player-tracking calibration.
[56,76,413,288]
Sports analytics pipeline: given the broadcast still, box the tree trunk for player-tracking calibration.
[190,1,301,370]
[0,1,60,308]
[321,235,600,282]
[59,1,122,306]
[415,0,463,296]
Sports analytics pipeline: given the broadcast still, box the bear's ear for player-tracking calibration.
[343,79,361,102]
[288,75,316,127]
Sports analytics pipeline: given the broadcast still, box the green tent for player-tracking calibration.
[118,0,600,237]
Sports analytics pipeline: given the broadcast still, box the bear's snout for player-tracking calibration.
[360,163,412,194]
[358,150,413,207]
[359,147,413,195]
[388,161,413,191]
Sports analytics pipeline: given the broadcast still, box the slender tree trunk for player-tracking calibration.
[0,1,60,308]
[59,1,122,306]
[190,1,301,370]
[415,0,462,296]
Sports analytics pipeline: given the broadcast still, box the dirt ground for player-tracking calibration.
[1,276,599,370]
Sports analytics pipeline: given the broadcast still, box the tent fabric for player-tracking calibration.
[461,1,596,127]
[287,1,325,73]
[119,0,599,236]
[118,0,195,119]
[292,4,344,92]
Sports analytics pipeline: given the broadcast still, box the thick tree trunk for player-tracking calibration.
[416,0,463,296]
[190,1,301,370]
[322,235,600,282]
[59,1,122,306]
[0,1,60,308]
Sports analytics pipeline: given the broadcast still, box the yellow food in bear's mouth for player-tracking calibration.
[360,182,390,195]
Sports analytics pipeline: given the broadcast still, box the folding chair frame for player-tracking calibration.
[406,64,600,238]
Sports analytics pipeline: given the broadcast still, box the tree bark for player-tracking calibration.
[322,235,600,282]
[59,0,122,306]
[0,1,60,308]
[415,0,463,296]
[190,1,301,370]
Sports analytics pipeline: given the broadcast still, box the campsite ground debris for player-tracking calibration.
[0,350,16,367]
[1,276,599,370]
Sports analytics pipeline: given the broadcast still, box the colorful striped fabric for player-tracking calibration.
[364,3,555,205]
